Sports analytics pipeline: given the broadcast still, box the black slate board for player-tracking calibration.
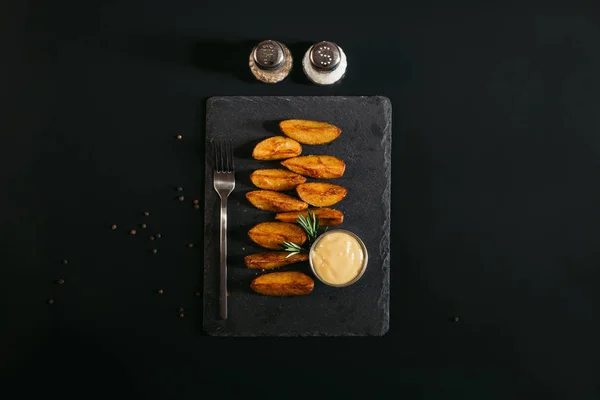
[203,96,391,336]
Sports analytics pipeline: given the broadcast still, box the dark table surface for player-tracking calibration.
[2,2,600,399]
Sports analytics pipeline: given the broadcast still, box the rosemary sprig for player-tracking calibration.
[297,210,320,244]
[281,241,306,258]
[281,210,323,257]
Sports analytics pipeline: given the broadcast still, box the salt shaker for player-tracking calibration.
[249,40,292,83]
[302,41,347,85]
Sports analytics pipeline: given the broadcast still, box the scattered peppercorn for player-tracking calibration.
[157,289,163,295]
[130,229,136,235]
[111,224,117,230]
[48,298,54,304]
[57,279,65,285]
[62,259,68,264]
[151,249,158,254]
[187,243,194,248]
[179,313,185,318]
[155,233,162,239]
[193,204,200,209]
[141,224,147,229]
[178,196,184,201]
[193,199,199,205]
[144,211,150,216]
[176,135,182,140]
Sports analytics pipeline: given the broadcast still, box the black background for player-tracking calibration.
[1,2,600,399]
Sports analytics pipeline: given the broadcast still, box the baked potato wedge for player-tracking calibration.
[252,136,302,160]
[246,190,308,212]
[244,252,309,269]
[279,119,341,145]
[248,222,307,249]
[250,271,314,296]
[296,183,347,207]
[250,169,307,191]
[275,208,344,226]
[281,155,345,179]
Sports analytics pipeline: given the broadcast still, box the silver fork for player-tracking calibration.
[212,140,235,319]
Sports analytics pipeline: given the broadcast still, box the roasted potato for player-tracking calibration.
[275,208,344,226]
[248,222,307,249]
[281,155,345,179]
[252,136,302,160]
[244,252,309,269]
[246,190,308,212]
[250,271,314,296]
[296,183,347,207]
[250,169,307,191]
[279,119,341,145]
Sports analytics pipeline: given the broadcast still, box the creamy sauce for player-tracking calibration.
[311,231,364,285]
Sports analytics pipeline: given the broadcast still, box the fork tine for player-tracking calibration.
[230,140,235,171]
[227,140,234,172]
[221,140,227,172]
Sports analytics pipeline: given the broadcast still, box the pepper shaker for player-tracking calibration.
[302,41,347,85]
[249,40,292,83]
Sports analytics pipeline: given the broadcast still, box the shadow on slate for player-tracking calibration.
[203,96,391,336]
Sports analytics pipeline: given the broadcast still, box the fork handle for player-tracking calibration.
[219,197,228,319]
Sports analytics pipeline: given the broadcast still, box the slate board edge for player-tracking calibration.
[202,95,392,337]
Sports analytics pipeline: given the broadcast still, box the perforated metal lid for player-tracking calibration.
[252,40,285,70]
[309,41,341,71]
